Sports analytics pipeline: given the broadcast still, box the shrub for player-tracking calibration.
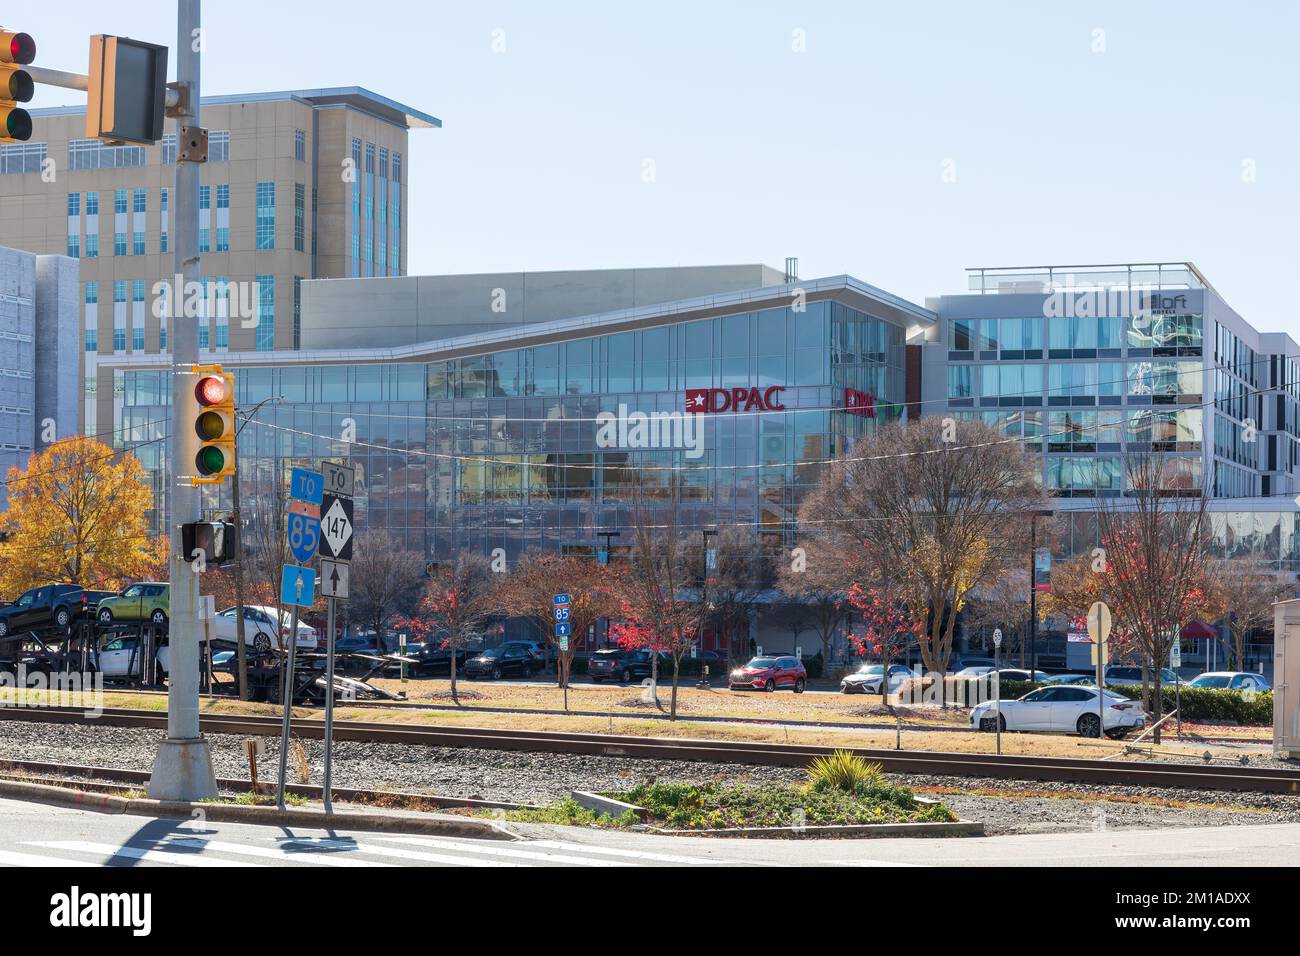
[807,751,883,793]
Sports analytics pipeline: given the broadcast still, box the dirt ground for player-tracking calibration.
[2,683,1273,765]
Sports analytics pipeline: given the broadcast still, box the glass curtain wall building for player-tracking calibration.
[112,274,918,564]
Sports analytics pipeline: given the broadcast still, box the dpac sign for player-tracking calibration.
[843,387,876,418]
[685,386,785,414]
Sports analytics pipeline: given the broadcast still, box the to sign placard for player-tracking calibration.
[323,461,355,498]
[320,493,354,561]
[289,468,323,506]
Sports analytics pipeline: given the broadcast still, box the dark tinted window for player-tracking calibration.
[1058,688,1093,702]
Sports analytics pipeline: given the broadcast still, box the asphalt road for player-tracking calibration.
[1,798,1298,867]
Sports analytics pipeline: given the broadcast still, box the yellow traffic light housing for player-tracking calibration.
[192,365,236,485]
[0,28,34,144]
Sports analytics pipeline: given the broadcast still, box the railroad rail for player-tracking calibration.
[1,704,1297,795]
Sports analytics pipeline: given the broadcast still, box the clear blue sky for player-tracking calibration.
[13,1,1299,332]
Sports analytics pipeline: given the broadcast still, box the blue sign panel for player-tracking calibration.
[554,606,571,622]
[286,512,321,564]
[552,593,571,606]
[289,468,324,506]
[555,622,572,638]
[280,565,317,607]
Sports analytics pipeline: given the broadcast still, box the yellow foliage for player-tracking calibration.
[0,437,160,595]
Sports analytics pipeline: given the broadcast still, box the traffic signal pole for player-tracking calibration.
[148,0,217,801]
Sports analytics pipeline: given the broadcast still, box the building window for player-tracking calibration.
[255,181,275,250]
[293,276,302,349]
[213,277,229,351]
[85,192,99,258]
[198,185,211,253]
[66,192,80,258]
[84,282,98,352]
[112,280,127,352]
[209,131,230,162]
[0,141,47,174]
[131,280,145,351]
[350,138,361,276]
[132,188,146,255]
[255,274,274,350]
[160,188,169,254]
[215,183,229,251]
[294,183,305,252]
[364,142,375,276]
[161,133,176,165]
[294,128,305,162]
[113,189,128,256]
[69,139,145,170]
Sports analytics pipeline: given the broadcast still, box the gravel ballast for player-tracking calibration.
[1,718,1298,836]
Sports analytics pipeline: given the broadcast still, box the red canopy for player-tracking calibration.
[1180,620,1218,641]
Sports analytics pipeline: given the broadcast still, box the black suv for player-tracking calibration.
[0,584,115,637]
[464,643,540,680]
[588,648,673,683]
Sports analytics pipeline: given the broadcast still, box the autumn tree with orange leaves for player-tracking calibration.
[0,437,166,595]
[394,554,493,703]
[493,549,619,693]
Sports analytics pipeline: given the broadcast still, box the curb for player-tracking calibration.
[649,820,985,839]
[0,778,518,840]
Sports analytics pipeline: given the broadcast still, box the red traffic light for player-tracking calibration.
[0,32,34,65]
[195,375,228,406]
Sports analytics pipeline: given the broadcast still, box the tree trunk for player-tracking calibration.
[670,656,680,719]
[449,648,459,704]
[880,643,891,708]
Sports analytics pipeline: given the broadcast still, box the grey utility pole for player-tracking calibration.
[149,0,217,801]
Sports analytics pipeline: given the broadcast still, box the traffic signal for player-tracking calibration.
[86,34,167,145]
[192,366,236,485]
[0,28,34,144]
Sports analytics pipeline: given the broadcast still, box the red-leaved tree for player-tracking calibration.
[393,554,493,704]
[847,583,923,705]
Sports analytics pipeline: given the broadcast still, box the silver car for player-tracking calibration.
[840,663,919,695]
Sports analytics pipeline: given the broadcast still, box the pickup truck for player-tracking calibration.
[0,584,117,637]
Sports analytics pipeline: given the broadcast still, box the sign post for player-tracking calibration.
[276,468,321,810]
[1088,601,1112,741]
[554,593,571,712]
[992,628,1003,755]
[319,461,355,812]
[1171,631,1182,737]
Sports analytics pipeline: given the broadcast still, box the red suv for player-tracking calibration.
[729,655,807,693]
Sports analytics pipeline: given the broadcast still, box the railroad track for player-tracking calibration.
[2,704,1297,796]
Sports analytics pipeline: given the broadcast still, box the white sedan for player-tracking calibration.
[209,605,318,653]
[970,686,1146,739]
[840,664,920,695]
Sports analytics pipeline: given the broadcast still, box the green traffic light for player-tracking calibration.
[195,445,226,476]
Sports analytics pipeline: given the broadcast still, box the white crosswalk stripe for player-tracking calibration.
[526,840,728,865]
[279,838,524,867]
[372,835,635,867]
[155,838,395,867]
[27,841,261,867]
[0,848,100,867]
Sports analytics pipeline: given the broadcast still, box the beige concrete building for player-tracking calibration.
[0,87,439,437]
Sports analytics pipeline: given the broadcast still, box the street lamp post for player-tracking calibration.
[231,396,283,700]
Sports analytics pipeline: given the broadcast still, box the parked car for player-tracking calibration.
[1103,664,1183,687]
[840,663,919,695]
[970,686,1146,739]
[464,644,540,680]
[986,668,1050,683]
[95,634,167,680]
[386,640,471,675]
[953,666,996,678]
[729,655,807,693]
[209,605,318,652]
[1044,673,1097,686]
[588,648,641,683]
[948,656,996,673]
[1187,671,1271,692]
[0,584,115,637]
[334,635,380,655]
[96,582,169,625]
